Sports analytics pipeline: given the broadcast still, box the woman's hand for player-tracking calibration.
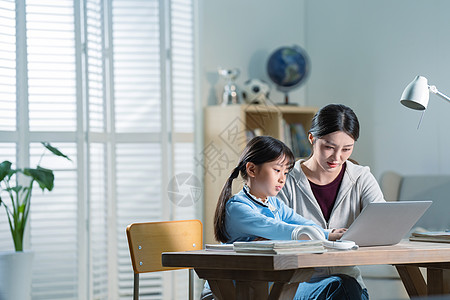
[328,228,347,241]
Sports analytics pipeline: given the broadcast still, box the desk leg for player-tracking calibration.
[445,270,450,294]
[428,268,443,295]
[268,282,299,300]
[236,281,268,299]
[427,268,450,295]
[395,265,427,297]
[208,279,236,300]
[268,268,314,300]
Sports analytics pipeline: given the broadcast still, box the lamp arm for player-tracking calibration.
[429,85,450,104]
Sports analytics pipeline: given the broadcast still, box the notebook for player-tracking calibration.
[339,201,432,247]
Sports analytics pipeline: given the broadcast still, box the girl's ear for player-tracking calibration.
[246,162,257,178]
[308,133,314,145]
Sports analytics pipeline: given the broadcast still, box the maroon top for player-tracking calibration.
[309,162,346,222]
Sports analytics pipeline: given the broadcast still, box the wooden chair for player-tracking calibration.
[126,219,203,300]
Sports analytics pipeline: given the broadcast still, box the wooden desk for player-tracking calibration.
[162,241,450,300]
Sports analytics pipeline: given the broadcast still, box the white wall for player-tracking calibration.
[305,1,450,178]
[199,0,308,106]
[199,0,450,179]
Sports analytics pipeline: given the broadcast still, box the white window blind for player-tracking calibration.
[172,0,194,133]
[0,0,197,299]
[112,0,161,133]
[0,143,15,251]
[0,0,16,251]
[89,144,108,299]
[25,1,79,297]
[26,0,77,132]
[0,0,15,131]
[116,144,163,299]
[86,0,105,133]
[85,1,109,299]
[29,143,78,300]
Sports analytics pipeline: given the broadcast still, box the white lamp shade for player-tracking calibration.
[400,75,429,110]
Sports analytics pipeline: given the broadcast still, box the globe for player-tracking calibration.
[266,45,310,104]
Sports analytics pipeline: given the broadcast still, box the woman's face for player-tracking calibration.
[310,131,355,173]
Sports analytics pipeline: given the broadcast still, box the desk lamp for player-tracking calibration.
[400,75,450,110]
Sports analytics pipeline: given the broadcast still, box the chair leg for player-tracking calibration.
[189,268,194,300]
[133,273,139,300]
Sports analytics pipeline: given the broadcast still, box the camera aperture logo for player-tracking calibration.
[167,173,202,207]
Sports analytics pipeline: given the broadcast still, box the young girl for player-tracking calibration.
[278,104,386,299]
[201,135,347,300]
[214,135,345,243]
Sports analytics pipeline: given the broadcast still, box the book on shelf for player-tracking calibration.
[246,130,256,142]
[291,123,311,158]
[409,231,450,243]
[233,239,325,254]
[281,120,311,158]
[245,128,264,142]
[282,119,292,152]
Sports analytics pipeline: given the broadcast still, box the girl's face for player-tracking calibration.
[310,131,354,173]
[247,156,290,199]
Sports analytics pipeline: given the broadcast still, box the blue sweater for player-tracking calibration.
[224,189,328,243]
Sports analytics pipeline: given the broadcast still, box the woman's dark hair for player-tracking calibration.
[214,135,295,243]
[309,104,360,141]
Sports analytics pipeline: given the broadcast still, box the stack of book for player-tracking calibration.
[409,231,450,243]
[232,240,325,254]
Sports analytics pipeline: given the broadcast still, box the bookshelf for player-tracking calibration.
[202,104,318,243]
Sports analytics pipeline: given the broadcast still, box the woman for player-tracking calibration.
[277,103,386,299]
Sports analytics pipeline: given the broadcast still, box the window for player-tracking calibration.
[0,0,197,299]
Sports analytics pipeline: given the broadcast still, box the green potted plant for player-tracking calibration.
[0,142,70,300]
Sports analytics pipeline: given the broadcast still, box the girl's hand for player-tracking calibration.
[328,228,347,241]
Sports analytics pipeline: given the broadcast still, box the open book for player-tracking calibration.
[232,240,325,254]
[409,231,450,243]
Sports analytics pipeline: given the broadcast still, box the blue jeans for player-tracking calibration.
[295,274,369,300]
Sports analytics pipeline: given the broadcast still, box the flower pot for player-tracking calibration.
[0,251,34,300]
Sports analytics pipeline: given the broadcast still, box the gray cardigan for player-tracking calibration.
[278,159,386,288]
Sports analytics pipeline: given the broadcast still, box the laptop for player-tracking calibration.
[339,201,432,247]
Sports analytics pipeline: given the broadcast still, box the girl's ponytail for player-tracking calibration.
[214,165,242,243]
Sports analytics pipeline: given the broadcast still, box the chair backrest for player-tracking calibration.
[380,171,403,201]
[126,219,203,273]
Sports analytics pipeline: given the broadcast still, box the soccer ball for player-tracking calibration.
[242,79,271,105]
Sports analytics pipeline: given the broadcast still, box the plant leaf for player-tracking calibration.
[0,160,12,181]
[41,142,72,161]
[5,186,23,193]
[23,167,54,191]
